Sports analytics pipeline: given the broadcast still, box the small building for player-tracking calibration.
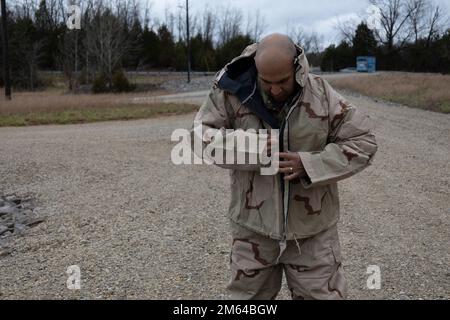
[356,56,376,73]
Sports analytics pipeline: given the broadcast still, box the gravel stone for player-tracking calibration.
[0,87,448,300]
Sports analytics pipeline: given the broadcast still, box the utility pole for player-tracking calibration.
[1,0,11,100]
[186,0,191,83]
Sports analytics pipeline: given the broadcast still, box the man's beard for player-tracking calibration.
[268,93,288,109]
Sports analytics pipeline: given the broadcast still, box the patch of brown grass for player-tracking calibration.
[0,89,198,126]
[0,90,167,116]
[327,72,450,113]
[0,101,199,127]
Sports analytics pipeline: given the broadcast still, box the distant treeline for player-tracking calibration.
[321,0,450,73]
[0,0,449,92]
[321,22,450,73]
[0,0,266,91]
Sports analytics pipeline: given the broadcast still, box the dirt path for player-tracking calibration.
[0,90,449,299]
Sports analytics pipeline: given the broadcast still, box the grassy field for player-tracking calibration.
[0,72,201,127]
[1,71,448,127]
[0,91,198,127]
[0,103,199,127]
[327,72,450,113]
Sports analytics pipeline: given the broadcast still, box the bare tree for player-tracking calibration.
[85,1,128,87]
[405,0,447,46]
[335,18,359,44]
[246,9,267,42]
[424,4,445,47]
[217,6,243,45]
[46,0,64,27]
[189,12,198,39]
[407,0,427,43]
[142,0,153,29]
[369,0,413,50]
[23,41,45,91]
[12,0,37,20]
[173,3,198,43]
[287,25,322,54]
[58,29,79,91]
[308,32,323,54]
[81,0,94,84]
[200,8,216,43]
[164,6,176,38]
[175,5,184,42]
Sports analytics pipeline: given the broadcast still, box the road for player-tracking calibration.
[0,89,449,299]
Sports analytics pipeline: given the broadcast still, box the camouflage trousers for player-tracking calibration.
[227,222,348,300]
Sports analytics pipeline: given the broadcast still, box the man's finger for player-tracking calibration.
[284,171,301,181]
[278,167,297,174]
[279,152,298,160]
[278,160,295,168]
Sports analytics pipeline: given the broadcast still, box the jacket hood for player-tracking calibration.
[217,42,310,88]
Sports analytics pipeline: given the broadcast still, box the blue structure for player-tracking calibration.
[356,56,376,73]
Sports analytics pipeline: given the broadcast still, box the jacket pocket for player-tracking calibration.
[328,240,347,299]
[291,184,328,216]
[245,172,274,209]
[287,184,335,237]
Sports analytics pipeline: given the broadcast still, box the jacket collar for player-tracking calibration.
[216,42,310,90]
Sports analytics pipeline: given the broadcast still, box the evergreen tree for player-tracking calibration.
[34,0,64,70]
[123,19,144,70]
[138,26,160,69]
[157,25,175,69]
[353,22,377,57]
[215,34,253,68]
[321,42,354,72]
[321,44,337,72]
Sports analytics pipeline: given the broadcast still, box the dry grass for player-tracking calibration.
[0,90,168,116]
[0,71,204,126]
[327,72,450,113]
[0,102,199,127]
[128,73,187,85]
[37,71,185,88]
[0,90,197,127]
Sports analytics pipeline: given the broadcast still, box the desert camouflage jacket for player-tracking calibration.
[191,43,378,240]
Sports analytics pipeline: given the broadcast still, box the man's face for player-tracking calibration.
[256,60,296,104]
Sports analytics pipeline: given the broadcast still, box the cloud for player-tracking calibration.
[149,0,450,47]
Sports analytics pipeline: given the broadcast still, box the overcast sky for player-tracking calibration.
[149,0,449,47]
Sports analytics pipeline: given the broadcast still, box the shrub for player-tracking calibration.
[92,73,108,93]
[112,70,135,92]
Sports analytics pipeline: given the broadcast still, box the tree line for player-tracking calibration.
[0,0,271,92]
[321,0,450,73]
[1,0,449,93]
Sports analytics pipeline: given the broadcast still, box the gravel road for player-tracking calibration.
[0,88,449,300]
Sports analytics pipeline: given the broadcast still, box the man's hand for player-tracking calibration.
[276,152,306,181]
[266,133,279,157]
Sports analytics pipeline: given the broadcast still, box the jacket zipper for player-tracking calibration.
[281,88,305,241]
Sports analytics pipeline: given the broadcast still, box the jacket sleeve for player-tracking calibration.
[299,80,378,188]
[190,85,271,172]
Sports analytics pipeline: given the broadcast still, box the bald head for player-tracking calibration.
[254,34,298,104]
[255,33,297,69]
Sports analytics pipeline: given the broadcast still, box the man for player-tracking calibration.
[191,33,378,300]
